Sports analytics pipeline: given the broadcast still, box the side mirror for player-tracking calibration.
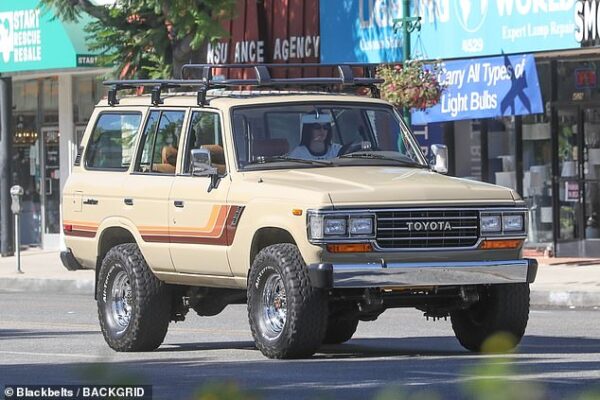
[191,148,220,192]
[191,148,218,177]
[430,144,449,174]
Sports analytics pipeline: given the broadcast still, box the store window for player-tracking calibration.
[42,78,59,125]
[486,118,517,190]
[12,80,41,245]
[557,59,600,103]
[73,75,105,145]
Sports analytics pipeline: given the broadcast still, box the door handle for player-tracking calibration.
[124,198,134,206]
[83,198,98,205]
[174,200,184,208]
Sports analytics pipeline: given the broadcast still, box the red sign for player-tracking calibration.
[575,68,597,89]
[565,181,580,202]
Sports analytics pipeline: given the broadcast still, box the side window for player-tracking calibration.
[184,111,225,175]
[85,112,142,170]
[135,110,185,174]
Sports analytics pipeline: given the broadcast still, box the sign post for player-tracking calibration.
[393,0,421,127]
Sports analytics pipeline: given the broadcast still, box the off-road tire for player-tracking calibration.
[97,243,171,352]
[450,283,530,352]
[323,314,359,344]
[247,243,328,359]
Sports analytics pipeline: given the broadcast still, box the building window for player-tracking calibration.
[73,75,105,125]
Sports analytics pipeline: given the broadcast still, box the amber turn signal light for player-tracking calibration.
[479,239,523,250]
[327,243,373,253]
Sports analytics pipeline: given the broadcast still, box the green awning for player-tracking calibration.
[0,0,100,73]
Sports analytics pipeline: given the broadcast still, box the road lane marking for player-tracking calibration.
[0,350,99,359]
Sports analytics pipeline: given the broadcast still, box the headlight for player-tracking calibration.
[503,214,524,231]
[349,217,373,235]
[481,215,501,232]
[307,211,375,242]
[324,218,347,236]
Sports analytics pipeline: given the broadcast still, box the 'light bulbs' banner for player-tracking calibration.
[412,53,543,124]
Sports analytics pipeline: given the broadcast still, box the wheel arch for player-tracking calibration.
[94,226,137,299]
[249,227,297,270]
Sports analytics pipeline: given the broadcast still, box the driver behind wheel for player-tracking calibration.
[288,112,341,160]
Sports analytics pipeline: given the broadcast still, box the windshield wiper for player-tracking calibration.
[338,152,429,168]
[249,155,332,166]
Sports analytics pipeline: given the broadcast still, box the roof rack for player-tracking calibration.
[103,63,383,106]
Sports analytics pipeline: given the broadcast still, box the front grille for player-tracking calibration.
[375,209,479,249]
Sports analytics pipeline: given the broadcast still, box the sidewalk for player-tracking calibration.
[1,248,599,308]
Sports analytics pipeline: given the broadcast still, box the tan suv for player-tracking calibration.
[61,64,537,359]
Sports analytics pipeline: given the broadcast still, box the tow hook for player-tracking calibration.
[358,288,383,313]
[459,286,480,307]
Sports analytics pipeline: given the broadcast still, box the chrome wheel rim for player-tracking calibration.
[109,268,132,333]
[261,272,287,339]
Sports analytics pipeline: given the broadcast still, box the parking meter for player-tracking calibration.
[10,185,24,273]
[10,185,23,214]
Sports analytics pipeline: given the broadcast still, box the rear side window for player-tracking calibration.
[85,112,142,170]
[135,110,185,174]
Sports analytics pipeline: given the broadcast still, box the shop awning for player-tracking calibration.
[412,54,544,125]
[0,0,100,73]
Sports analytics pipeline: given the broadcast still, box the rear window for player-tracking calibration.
[85,112,142,170]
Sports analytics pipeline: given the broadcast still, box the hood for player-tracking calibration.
[244,167,516,207]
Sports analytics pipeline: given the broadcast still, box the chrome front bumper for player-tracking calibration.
[308,258,538,289]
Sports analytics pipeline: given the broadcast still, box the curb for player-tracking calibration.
[1,277,599,309]
[0,278,94,295]
[530,290,600,309]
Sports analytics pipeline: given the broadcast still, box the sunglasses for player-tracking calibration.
[310,123,331,130]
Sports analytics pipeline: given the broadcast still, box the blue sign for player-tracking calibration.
[411,54,543,124]
[320,0,581,63]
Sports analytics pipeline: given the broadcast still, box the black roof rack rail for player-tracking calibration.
[181,63,382,87]
[103,79,209,106]
[103,63,383,106]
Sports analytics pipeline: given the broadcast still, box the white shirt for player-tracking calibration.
[288,143,342,160]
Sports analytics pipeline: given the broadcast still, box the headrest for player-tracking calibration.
[201,144,225,164]
[161,145,178,166]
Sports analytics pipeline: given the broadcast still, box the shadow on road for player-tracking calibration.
[2,335,599,400]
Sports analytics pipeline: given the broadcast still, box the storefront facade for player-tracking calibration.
[0,0,105,252]
[319,0,600,256]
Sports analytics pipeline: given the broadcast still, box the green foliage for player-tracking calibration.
[39,0,237,78]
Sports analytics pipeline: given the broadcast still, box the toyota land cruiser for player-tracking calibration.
[61,64,537,359]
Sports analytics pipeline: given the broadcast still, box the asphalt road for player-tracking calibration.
[1,291,599,400]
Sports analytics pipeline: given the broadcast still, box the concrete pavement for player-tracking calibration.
[0,248,599,308]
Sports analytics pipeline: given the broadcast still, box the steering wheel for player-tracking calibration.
[337,141,363,156]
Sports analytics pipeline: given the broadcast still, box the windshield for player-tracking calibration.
[231,103,428,170]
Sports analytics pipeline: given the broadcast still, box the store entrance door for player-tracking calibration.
[555,106,600,257]
[39,126,61,249]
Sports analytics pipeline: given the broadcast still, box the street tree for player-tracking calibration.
[40,0,237,79]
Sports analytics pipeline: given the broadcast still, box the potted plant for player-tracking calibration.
[377,60,445,111]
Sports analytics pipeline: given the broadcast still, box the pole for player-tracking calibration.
[0,77,14,257]
[402,0,411,128]
[14,213,21,273]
